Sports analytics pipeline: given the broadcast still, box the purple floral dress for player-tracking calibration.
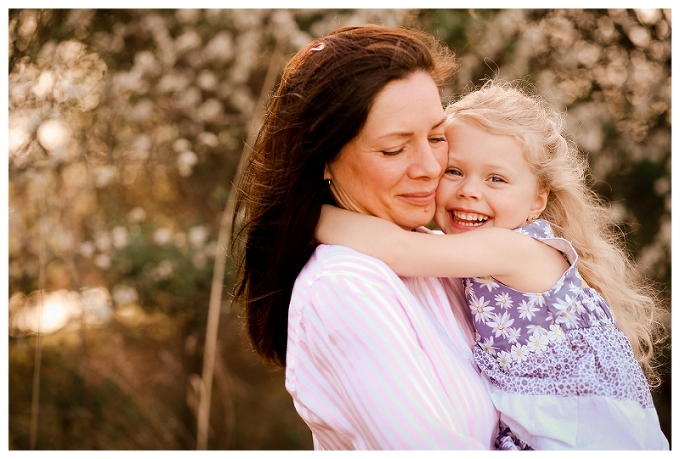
[464,219,667,450]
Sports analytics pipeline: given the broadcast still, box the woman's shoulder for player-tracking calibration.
[289,244,416,341]
[292,244,455,324]
[291,244,428,319]
[297,244,401,287]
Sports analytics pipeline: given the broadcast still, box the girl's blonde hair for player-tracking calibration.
[445,79,668,386]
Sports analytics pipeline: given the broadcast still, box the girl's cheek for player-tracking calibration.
[435,180,456,205]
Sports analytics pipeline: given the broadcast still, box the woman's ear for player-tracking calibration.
[323,163,332,181]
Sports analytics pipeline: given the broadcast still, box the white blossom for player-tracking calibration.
[494,292,513,309]
[486,311,515,339]
[527,331,549,353]
[547,324,566,343]
[469,295,494,323]
[510,343,529,362]
[476,277,499,292]
[517,299,539,320]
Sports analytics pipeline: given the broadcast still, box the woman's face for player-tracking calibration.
[324,71,448,230]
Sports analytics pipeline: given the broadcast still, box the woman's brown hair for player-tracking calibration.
[231,25,458,366]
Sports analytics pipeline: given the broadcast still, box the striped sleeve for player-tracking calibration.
[286,246,490,450]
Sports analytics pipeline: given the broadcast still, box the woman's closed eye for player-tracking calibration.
[381,146,405,156]
[429,135,446,144]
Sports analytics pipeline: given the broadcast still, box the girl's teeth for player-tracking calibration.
[452,211,488,226]
[454,211,488,223]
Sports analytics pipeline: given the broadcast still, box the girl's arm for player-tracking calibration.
[316,204,569,292]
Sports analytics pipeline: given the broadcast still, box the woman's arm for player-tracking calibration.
[316,204,568,292]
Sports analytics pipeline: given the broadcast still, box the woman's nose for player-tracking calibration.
[410,141,445,179]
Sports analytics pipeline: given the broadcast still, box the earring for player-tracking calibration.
[323,178,332,190]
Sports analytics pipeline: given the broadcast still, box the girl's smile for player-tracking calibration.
[448,209,490,228]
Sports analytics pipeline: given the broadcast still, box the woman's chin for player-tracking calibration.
[398,213,437,230]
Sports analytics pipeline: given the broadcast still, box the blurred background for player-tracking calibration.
[7,9,671,450]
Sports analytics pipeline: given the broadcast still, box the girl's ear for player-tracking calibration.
[531,188,549,215]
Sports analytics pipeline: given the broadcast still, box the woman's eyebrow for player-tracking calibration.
[377,117,448,140]
[432,117,447,130]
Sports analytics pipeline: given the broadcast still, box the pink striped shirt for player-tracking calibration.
[286,243,499,450]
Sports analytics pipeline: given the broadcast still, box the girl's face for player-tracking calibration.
[434,120,548,234]
[324,71,448,230]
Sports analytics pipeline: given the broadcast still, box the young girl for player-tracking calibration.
[315,80,669,450]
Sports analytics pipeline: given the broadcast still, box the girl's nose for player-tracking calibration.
[457,177,480,200]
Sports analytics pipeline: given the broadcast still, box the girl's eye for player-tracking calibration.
[490,175,506,183]
[445,168,462,176]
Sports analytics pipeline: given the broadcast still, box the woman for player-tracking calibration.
[231,25,499,449]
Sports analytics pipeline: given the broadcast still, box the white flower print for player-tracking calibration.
[516,227,530,236]
[517,299,539,320]
[469,295,494,323]
[554,295,580,328]
[505,327,521,344]
[587,313,601,327]
[556,308,579,328]
[527,331,549,353]
[572,299,586,315]
[495,292,513,309]
[476,277,499,292]
[553,294,573,312]
[526,324,547,335]
[464,278,474,297]
[600,316,613,326]
[569,282,581,295]
[486,311,515,339]
[546,309,557,320]
[497,350,512,371]
[510,343,530,362]
[523,291,547,306]
[479,336,497,356]
[582,296,597,311]
[547,324,565,343]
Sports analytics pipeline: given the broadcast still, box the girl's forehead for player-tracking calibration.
[446,136,536,178]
